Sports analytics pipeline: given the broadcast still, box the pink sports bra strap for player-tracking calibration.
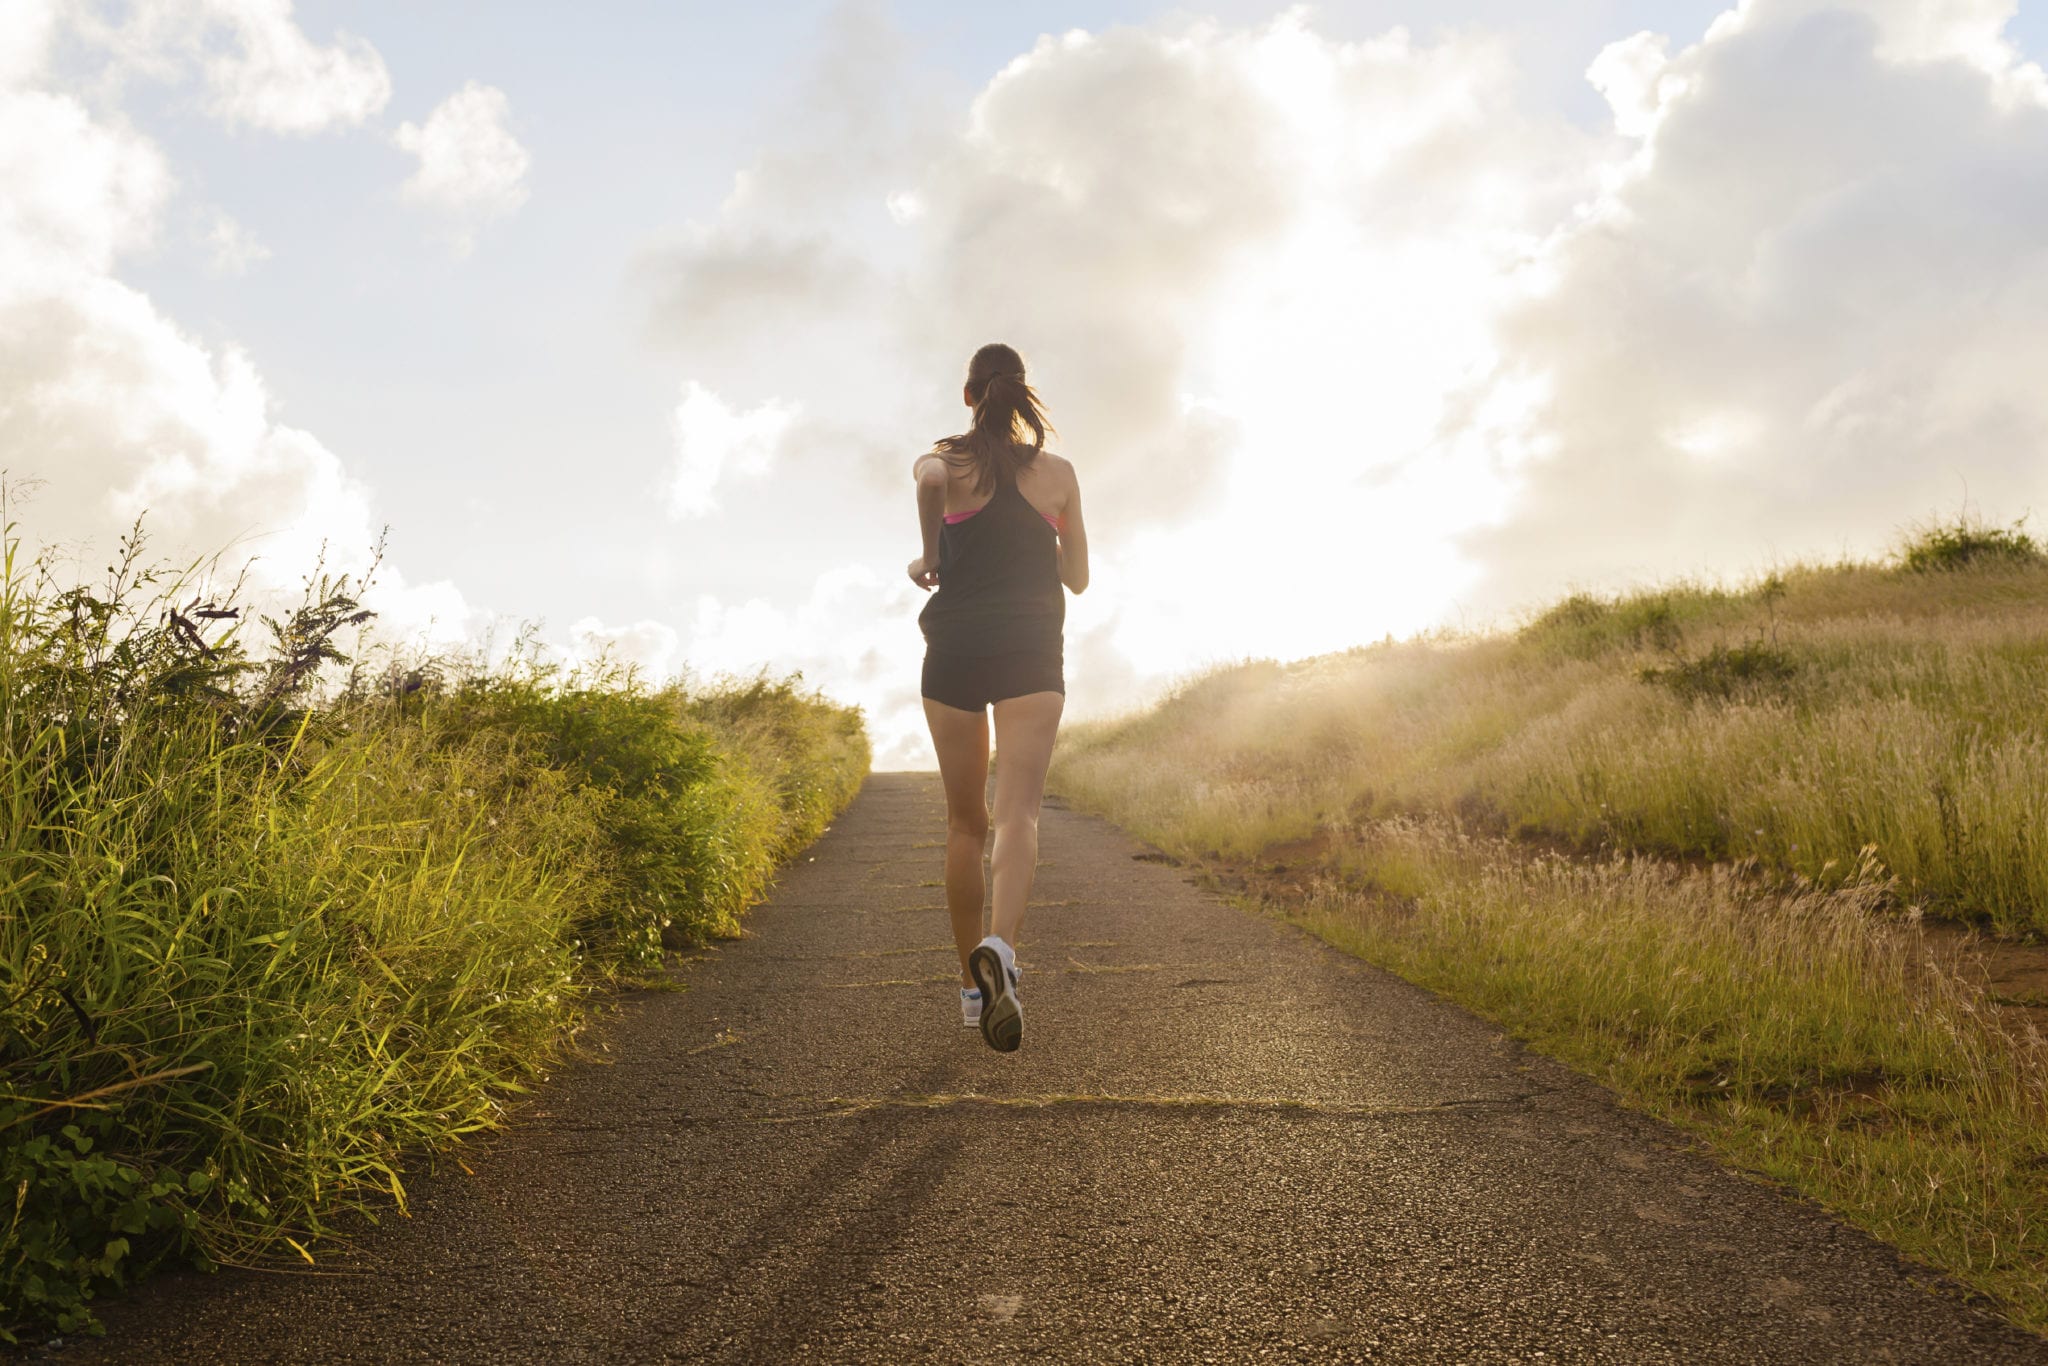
[944,505,1062,532]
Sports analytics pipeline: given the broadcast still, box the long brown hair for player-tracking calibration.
[936,342,1052,495]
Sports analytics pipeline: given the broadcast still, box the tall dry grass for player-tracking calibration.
[1058,540,2048,933]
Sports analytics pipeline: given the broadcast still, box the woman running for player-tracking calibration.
[908,342,1089,1053]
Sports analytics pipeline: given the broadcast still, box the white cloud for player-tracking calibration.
[568,616,683,682]
[370,577,485,650]
[1586,31,1678,139]
[75,0,392,134]
[202,206,269,274]
[571,567,924,765]
[667,381,799,519]
[638,228,869,360]
[395,81,531,252]
[684,565,922,766]
[636,11,1596,760]
[1446,0,2048,616]
[632,3,2048,767]
[0,0,59,87]
[0,4,466,648]
[199,0,390,133]
[20,0,2048,780]
[2,152,164,303]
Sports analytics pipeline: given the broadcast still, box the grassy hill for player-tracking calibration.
[1051,515,2048,1331]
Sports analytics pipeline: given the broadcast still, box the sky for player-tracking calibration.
[6,0,2048,766]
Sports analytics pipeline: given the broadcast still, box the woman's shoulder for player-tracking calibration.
[1031,449,1075,481]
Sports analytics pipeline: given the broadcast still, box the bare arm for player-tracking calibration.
[909,454,947,590]
[1058,464,1089,594]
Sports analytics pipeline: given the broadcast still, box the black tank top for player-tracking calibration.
[917,475,1064,657]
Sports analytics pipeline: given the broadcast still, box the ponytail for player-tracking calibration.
[936,343,1052,495]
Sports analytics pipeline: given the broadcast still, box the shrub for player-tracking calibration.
[1897,515,2042,573]
[1517,586,1736,659]
[1640,642,1800,702]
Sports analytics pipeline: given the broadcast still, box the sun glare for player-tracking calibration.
[1113,169,1540,668]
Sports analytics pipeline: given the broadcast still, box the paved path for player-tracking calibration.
[60,773,2047,1363]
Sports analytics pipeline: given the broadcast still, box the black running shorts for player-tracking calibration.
[920,649,1065,712]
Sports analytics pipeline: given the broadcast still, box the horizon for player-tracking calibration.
[8,0,2048,766]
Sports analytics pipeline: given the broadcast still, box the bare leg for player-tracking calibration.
[988,690,1065,948]
[924,697,990,987]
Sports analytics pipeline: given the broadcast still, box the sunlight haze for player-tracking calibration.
[7,0,2048,765]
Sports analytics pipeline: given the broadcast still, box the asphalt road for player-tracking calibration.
[55,772,2048,1363]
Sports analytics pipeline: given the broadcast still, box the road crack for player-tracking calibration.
[756,1090,1543,1123]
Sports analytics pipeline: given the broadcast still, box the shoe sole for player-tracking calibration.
[968,945,1022,1053]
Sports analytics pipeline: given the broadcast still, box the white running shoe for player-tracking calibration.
[960,986,982,1028]
[968,936,1023,1053]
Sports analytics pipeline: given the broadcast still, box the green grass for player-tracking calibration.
[0,524,867,1339]
[1051,513,2048,1331]
[1280,822,2048,1327]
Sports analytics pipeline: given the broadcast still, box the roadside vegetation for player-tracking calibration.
[0,523,868,1340]
[1052,513,2048,1330]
